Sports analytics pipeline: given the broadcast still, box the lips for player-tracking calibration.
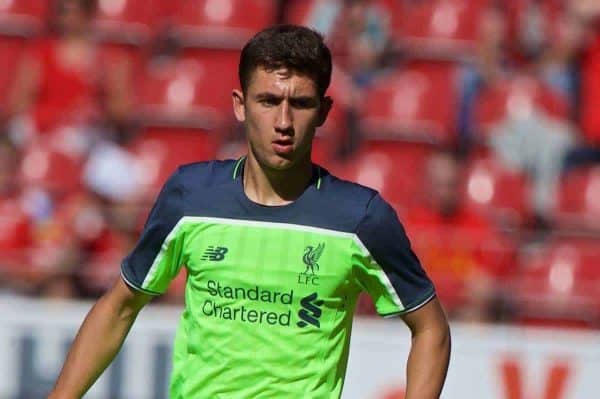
[272,138,294,154]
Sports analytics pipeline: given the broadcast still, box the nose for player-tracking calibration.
[275,100,293,134]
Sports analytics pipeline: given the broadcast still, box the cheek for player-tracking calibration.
[245,110,271,136]
[294,113,320,139]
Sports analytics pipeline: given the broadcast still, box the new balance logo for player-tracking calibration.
[201,246,228,261]
[297,292,324,328]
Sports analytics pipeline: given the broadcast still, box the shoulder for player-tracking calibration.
[321,169,406,236]
[321,169,378,204]
[176,159,238,191]
[317,167,386,232]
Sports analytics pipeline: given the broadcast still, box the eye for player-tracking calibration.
[290,98,317,109]
[259,97,279,107]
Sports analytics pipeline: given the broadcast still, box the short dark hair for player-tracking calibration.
[239,25,332,97]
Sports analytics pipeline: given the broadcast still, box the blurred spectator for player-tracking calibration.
[535,2,582,110]
[489,105,576,227]
[6,0,132,148]
[563,0,600,168]
[405,149,514,322]
[298,0,390,158]
[0,138,75,299]
[62,190,138,298]
[460,2,578,226]
[0,139,34,293]
[306,0,390,88]
[459,3,511,146]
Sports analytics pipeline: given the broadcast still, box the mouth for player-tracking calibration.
[271,139,294,155]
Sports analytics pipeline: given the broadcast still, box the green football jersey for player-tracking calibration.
[121,158,435,398]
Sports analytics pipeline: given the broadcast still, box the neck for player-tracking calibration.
[243,154,314,206]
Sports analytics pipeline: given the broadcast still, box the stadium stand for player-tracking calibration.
[359,62,459,144]
[171,0,278,49]
[1,0,599,330]
[0,37,24,106]
[557,165,600,232]
[513,237,600,328]
[0,0,49,37]
[392,0,488,60]
[93,0,163,46]
[473,75,570,139]
[136,50,239,128]
[464,153,530,228]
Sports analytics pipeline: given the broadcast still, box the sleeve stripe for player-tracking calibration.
[352,236,405,312]
[381,291,436,318]
[121,268,161,296]
[141,218,185,291]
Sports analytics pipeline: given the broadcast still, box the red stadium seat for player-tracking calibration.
[513,238,600,328]
[0,37,24,106]
[473,75,569,139]
[506,0,564,46]
[464,154,530,227]
[359,62,459,144]
[19,144,83,197]
[172,0,277,49]
[137,50,239,128]
[94,0,163,45]
[0,0,49,37]
[407,224,516,316]
[393,0,487,59]
[557,166,600,232]
[128,127,218,199]
[283,0,324,27]
[311,64,354,165]
[331,141,434,210]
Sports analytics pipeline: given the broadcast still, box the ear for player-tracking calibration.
[316,96,333,127]
[232,89,245,123]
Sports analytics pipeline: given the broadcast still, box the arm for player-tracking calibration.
[401,297,451,399]
[48,278,152,399]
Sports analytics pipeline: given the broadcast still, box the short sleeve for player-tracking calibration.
[354,194,435,317]
[121,169,186,295]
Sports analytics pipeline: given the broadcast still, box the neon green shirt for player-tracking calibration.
[121,159,435,398]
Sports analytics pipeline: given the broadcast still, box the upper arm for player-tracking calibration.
[401,297,449,336]
[107,277,154,314]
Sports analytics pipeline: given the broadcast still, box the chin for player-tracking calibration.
[265,155,295,171]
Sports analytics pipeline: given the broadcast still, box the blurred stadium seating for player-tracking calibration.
[359,61,459,144]
[1,0,599,331]
[0,0,49,37]
[513,237,600,328]
[392,0,487,59]
[172,0,278,48]
[0,37,24,105]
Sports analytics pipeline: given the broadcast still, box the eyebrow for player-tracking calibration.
[254,92,318,102]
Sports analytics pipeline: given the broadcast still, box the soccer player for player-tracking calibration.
[49,25,450,399]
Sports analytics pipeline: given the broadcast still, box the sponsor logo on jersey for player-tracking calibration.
[201,246,228,261]
[297,243,324,286]
[201,280,293,326]
[297,292,324,328]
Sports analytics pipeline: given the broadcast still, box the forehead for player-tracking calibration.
[246,67,318,96]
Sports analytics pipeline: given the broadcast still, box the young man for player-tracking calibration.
[49,25,450,399]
